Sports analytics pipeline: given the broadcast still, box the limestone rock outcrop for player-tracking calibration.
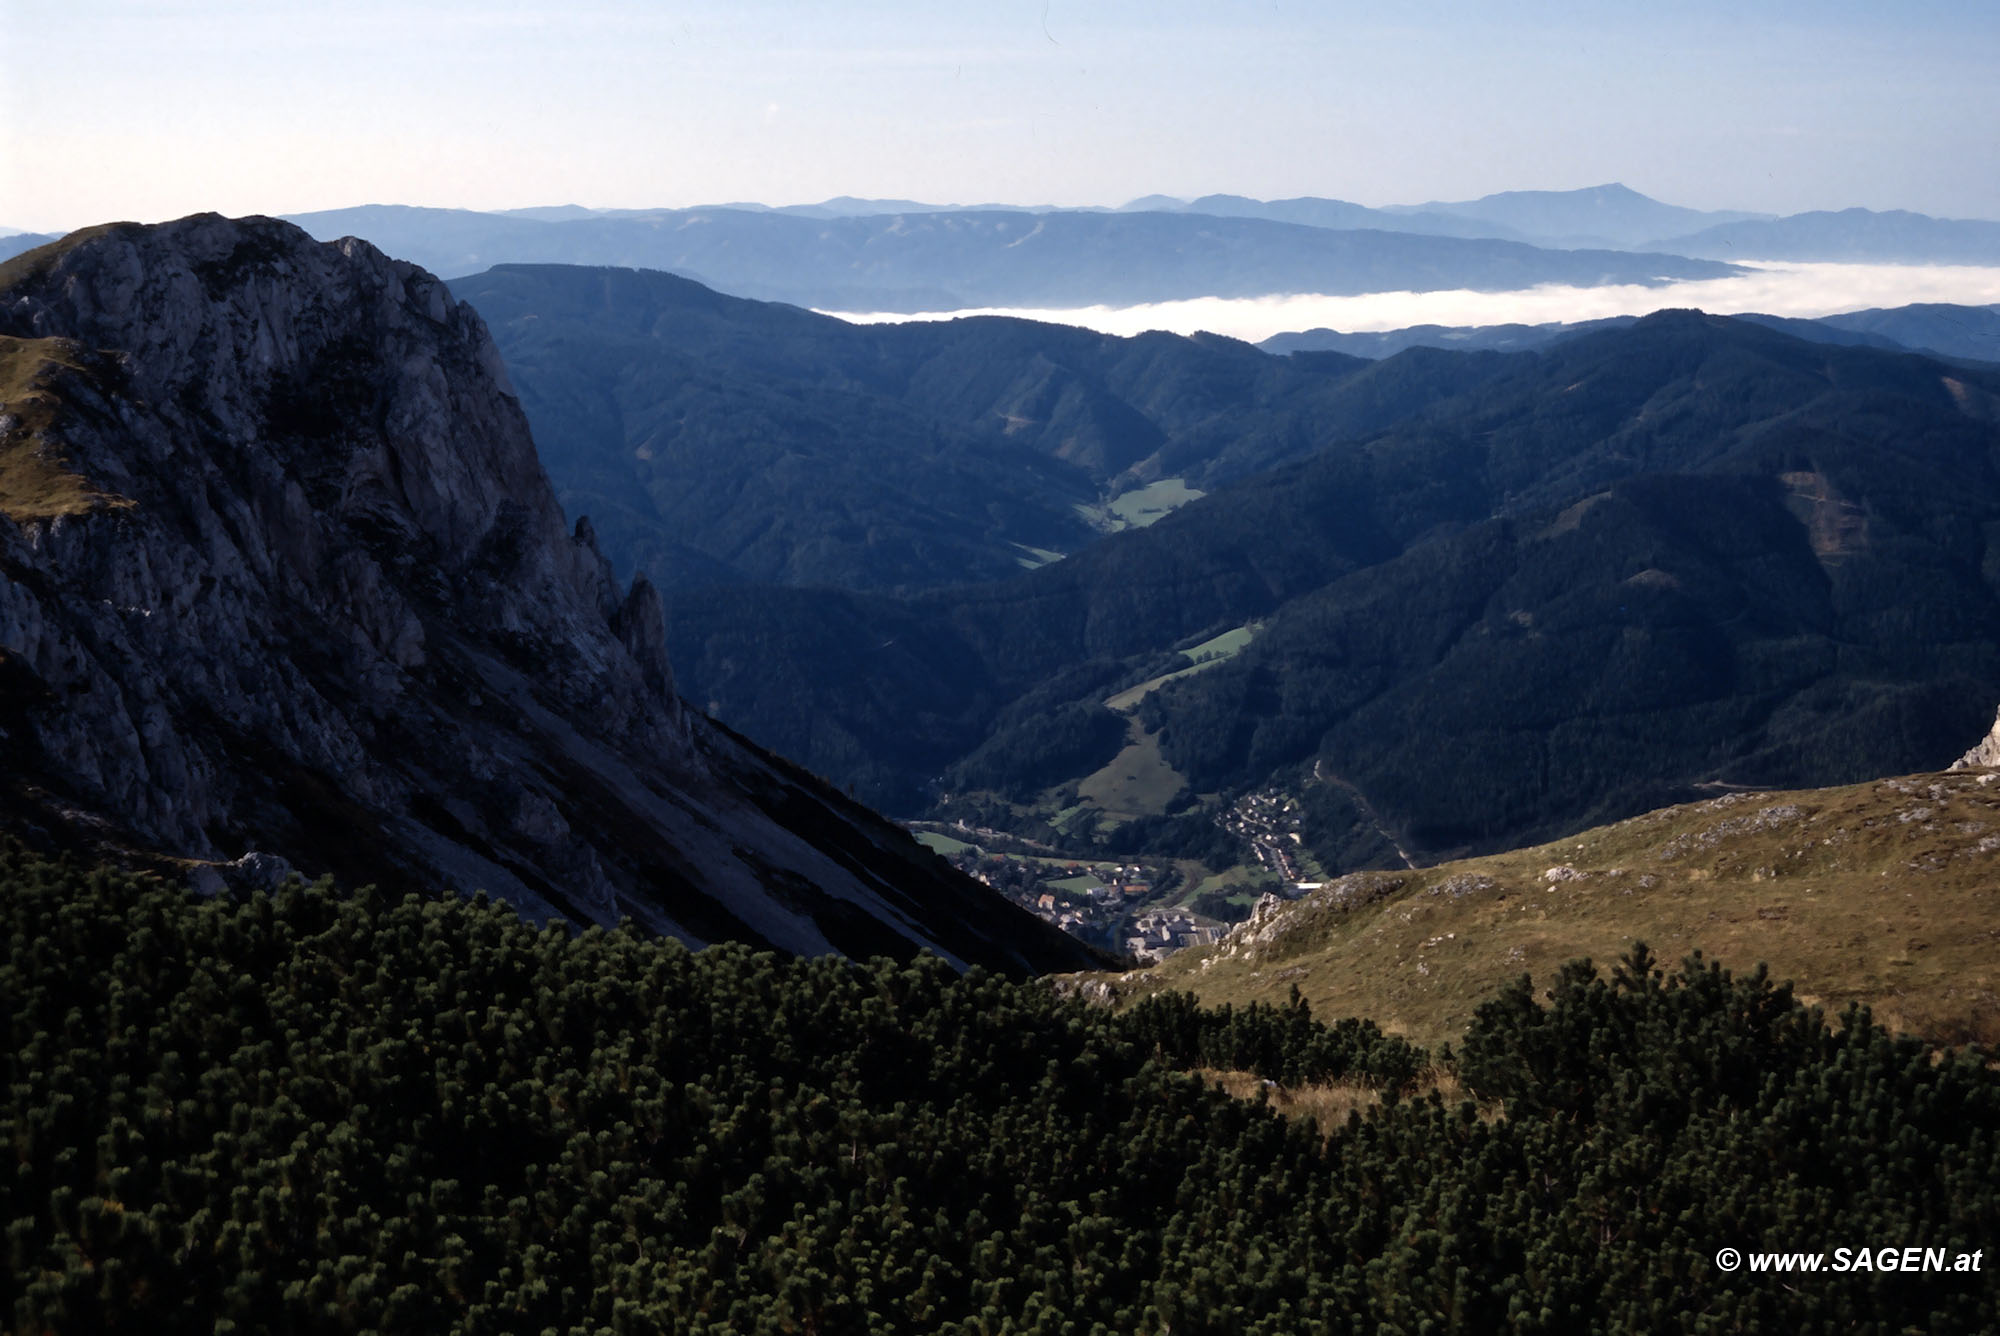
[1952,707,2000,771]
[0,215,1093,972]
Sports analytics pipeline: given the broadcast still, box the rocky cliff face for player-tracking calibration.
[0,214,1093,972]
[1952,707,2000,771]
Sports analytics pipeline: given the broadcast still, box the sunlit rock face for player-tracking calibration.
[0,215,1094,973]
[1952,708,2000,772]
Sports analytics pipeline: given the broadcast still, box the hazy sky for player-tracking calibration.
[6,1,1999,233]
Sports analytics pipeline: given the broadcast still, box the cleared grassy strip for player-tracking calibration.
[1182,623,1257,662]
[1104,662,1223,712]
[1192,866,1284,896]
[1103,622,1261,712]
[1108,477,1205,527]
[1075,477,1207,534]
[914,824,1135,878]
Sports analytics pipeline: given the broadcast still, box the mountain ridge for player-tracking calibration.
[635,311,2000,874]
[1381,182,1773,249]
[0,216,1095,972]
[1099,763,2000,1048]
[283,204,1740,312]
[453,262,1518,593]
[1649,207,2000,264]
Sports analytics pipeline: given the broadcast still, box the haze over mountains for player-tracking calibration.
[1376,183,1773,250]
[262,184,2000,322]
[281,201,1737,315]
[1655,209,2000,264]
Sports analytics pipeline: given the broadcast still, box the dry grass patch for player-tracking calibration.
[1109,769,2000,1050]
[1201,1064,1489,1132]
[0,335,133,521]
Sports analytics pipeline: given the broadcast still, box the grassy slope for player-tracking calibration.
[1072,623,1263,828]
[0,336,132,521]
[1098,766,2000,1047]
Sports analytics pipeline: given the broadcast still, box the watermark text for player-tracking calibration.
[1715,1246,1982,1274]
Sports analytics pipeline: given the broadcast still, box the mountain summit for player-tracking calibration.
[0,215,1092,971]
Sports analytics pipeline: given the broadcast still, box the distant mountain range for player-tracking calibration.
[1649,208,2000,263]
[20,185,2000,321]
[1379,182,1772,249]
[0,232,57,263]
[284,203,1737,313]
[1262,303,2000,364]
[448,184,1762,245]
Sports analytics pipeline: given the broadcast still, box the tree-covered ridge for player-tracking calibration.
[455,263,1514,594]
[7,847,1997,1333]
[661,311,2000,866]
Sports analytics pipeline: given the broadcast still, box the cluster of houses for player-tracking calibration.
[1217,789,1308,882]
[947,848,1241,958]
[1122,910,1222,963]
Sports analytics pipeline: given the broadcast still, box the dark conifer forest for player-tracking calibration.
[7,845,1997,1333]
[480,277,2000,874]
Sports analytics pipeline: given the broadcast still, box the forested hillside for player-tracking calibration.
[7,847,1997,1332]
[648,313,2000,876]
[1257,308,1943,359]
[456,263,1515,591]
[1136,314,2000,859]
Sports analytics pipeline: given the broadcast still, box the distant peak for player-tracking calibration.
[1475,182,1652,203]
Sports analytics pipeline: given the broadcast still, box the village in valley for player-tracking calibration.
[910,790,1327,961]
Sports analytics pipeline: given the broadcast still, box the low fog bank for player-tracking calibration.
[823,262,2000,344]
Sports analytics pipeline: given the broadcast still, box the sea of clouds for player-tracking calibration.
[825,262,2000,344]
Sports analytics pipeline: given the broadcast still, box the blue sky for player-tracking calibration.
[5,0,1998,232]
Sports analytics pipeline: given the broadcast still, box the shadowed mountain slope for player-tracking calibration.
[1259,310,1926,360]
[1816,303,2000,364]
[0,217,1095,972]
[454,263,1520,591]
[652,315,2000,873]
